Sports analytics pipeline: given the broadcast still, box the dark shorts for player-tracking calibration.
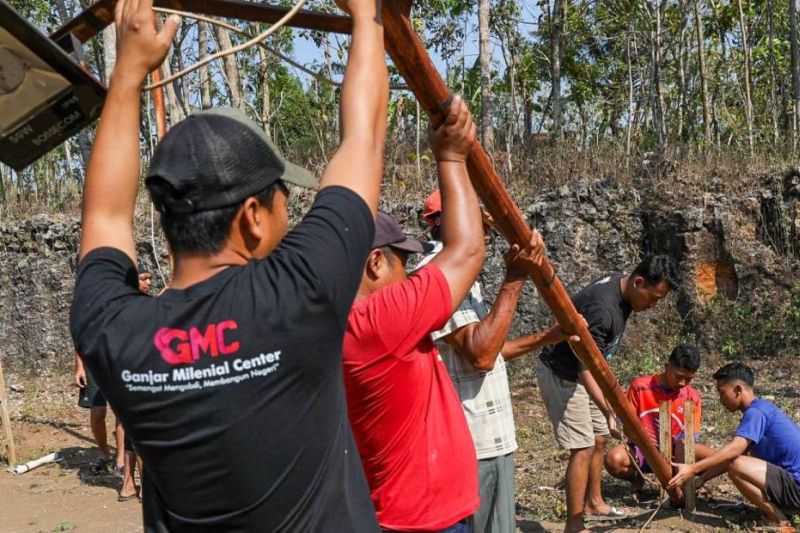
[765,463,800,511]
[629,445,652,474]
[77,371,106,408]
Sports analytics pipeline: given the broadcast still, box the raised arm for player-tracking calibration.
[443,231,576,370]
[78,0,180,261]
[429,98,484,311]
[319,0,388,214]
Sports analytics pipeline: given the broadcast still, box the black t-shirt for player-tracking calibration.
[70,187,379,533]
[540,272,632,382]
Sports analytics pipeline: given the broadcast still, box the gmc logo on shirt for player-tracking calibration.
[154,320,240,365]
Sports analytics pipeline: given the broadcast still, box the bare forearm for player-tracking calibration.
[433,160,484,306]
[340,9,387,143]
[502,331,550,361]
[453,278,523,369]
[322,6,388,210]
[689,438,748,476]
[79,78,142,259]
[578,370,611,417]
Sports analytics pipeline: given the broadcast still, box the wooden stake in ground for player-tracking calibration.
[684,400,696,512]
[0,356,17,466]
[659,401,672,500]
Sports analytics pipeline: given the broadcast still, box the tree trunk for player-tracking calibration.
[257,45,272,139]
[790,0,800,144]
[767,0,780,145]
[102,26,116,87]
[651,0,666,151]
[212,25,245,110]
[626,30,635,157]
[478,0,494,152]
[198,22,212,109]
[736,0,754,152]
[550,0,565,143]
[694,2,712,147]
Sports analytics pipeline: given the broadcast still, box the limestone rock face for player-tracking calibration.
[1,175,797,375]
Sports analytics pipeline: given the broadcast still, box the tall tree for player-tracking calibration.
[478,0,494,152]
[550,0,565,142]
[790,0,800,142]
[213,25,245,110]
[694,2,712,147]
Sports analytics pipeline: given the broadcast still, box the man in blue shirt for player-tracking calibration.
[669,363,800,527]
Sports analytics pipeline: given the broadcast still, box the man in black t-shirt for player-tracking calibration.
[69,0,388,531]
[536,255,679,533]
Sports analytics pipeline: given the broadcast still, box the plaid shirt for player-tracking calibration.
[417,244,517,459]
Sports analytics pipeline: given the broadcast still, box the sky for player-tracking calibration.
[285,2,541,91]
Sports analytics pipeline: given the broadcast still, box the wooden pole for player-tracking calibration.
[684,400,696,512]
[151,68,168,140]
[659,401,672,500]
[50,0,677,496]
[378,1,676,496]
[51,0,351,52]
[0,357,18,466]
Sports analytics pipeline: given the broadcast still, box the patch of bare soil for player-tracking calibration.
[0,388,142,533]
[2,360,799,532]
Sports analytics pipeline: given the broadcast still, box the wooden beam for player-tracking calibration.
[0,357,17,466]
[51,0,352,52]
[684,400,696,512]
[379,2,677,498]
[659,401,672,500]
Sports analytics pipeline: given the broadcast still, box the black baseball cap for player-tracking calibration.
[372,211,425,254]
[145,108,317,214]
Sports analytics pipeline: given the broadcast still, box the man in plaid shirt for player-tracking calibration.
[417,190,577,533]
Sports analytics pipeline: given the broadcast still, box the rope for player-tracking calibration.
[145,0,308,91]
[150,7,409,92]
[636,498,663,533]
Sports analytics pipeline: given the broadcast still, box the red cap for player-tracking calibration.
[422,189,442,226]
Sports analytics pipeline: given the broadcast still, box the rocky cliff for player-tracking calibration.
[1,174,797,377]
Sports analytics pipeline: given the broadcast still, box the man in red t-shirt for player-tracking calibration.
[605,344,714,496]
[344,98,537,532]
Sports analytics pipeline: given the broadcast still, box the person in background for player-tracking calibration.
[74,352,124,475]
[417,189,580,533]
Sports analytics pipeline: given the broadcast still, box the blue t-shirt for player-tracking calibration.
[735,399,800,483]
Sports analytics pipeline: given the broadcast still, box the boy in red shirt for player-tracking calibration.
[605,344,714,497]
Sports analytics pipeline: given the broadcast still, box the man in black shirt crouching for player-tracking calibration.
[69,0,388,530]
[536,255,679,533]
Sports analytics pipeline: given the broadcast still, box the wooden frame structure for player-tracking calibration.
[50,0,677,497]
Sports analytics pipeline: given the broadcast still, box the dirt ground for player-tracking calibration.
[1,363,796,533]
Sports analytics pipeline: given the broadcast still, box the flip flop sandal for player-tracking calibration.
[584,506,628,522]
[118,493,138,502]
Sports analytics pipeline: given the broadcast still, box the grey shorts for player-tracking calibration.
[536,359,608,450]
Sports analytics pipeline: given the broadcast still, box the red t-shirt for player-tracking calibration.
[627,374,702,446]
[343,264,479,531]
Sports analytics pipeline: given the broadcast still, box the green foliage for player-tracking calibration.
[700,285,800,360]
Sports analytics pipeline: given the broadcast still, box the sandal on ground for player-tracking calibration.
[118,492,138,502]
[584,506,627,521]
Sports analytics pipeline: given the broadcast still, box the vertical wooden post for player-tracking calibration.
[659,401,672,499]
[0,357,18,466]
[684,400,696,512]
